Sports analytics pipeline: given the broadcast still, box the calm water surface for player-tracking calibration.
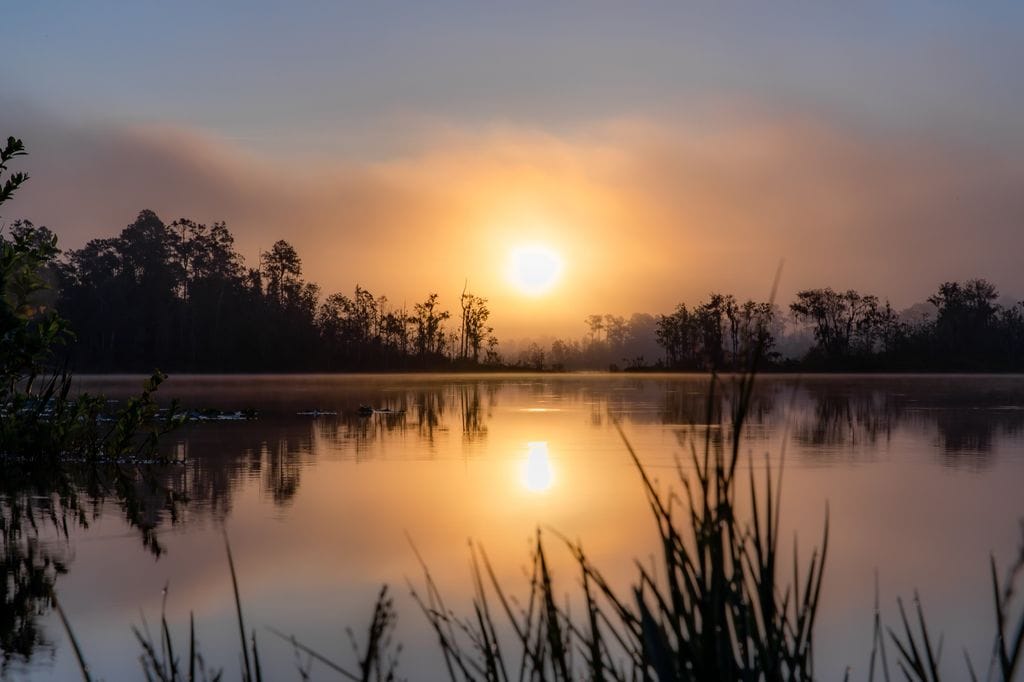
[8,373,1024,680]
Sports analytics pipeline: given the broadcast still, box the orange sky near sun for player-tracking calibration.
[11,113,1024,340]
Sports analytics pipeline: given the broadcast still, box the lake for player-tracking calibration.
[5,373,1024,680]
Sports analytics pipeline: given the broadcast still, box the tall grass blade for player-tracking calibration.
[53,594,93,682]
[266,628,360,681]
[223,533,253,682]
[869,571,891,682]
[189,612,196,682]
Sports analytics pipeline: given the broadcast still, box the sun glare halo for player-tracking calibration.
[521,441,555,493]
[507,245,563,296]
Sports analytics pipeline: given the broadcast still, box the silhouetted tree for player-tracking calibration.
[657,303,698,368]
[928,279,999,366]
[459,289,491,362]
[411,293,450,359]
[604,314,627,348]
[693,293,734,369]
[586,314,604,344]
[790,288,879,366]
[260,240,301,306]
[519,342,545,370]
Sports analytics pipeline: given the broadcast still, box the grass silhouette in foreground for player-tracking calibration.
[53,370,1024,680]
[398,372,828,681]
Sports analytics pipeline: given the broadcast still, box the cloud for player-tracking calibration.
[4,98,1023,337]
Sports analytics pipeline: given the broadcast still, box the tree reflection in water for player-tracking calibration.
[1,456,184,670]
[3,376,1024,667]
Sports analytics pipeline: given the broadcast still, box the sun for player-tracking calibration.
[521,441,554,493]
[507,245,563,296]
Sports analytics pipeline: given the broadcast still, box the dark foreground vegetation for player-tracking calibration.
[0,136,193,667]
[2,136,1022,680]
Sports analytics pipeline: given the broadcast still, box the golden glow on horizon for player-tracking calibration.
[521,441,554,493]
[507,245,563,296]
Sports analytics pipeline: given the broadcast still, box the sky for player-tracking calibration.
[3,2,1023,338]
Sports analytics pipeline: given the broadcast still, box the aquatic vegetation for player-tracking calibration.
[49,368,1014,680]
[1,137,186,667]
[404,371,828,681]
[882,525,1024,682]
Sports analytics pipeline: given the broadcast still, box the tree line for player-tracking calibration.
[42,209,499,371]
[527,295,776,371]
[785,281,1024,370]
[532,282,1024,372]
[11,206,1024,373]
[651,282,1024,371]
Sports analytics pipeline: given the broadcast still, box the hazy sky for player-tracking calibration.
[4,2,1023,337]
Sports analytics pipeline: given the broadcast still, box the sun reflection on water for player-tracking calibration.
[521,441,555,493]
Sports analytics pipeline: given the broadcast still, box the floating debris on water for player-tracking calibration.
[185,408,258,422]
[356,405,406,416]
